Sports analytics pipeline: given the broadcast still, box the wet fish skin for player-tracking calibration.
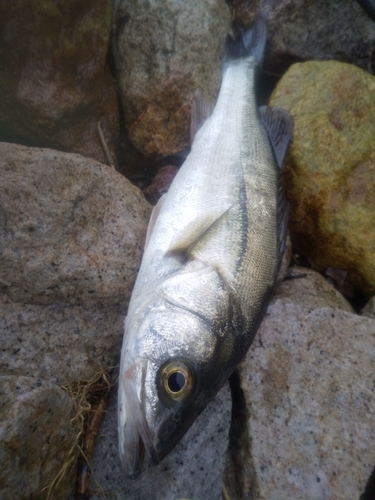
[118,16,293,478]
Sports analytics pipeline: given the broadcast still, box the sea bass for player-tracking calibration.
[118,16,293,478]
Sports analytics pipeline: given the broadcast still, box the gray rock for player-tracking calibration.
[88,378,232,500]
[115,0,231,155]
[225,268,375,499]
[361,296,375,319]
[274,266,354,313]
[0,375,76,500]
[0,142,150,384]
[234,0,375,75]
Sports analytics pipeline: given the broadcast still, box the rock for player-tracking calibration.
[0,1,119,164]
[361,296,375,319]
[89,376,231,500]
[0,375,76,500]
[143,165,179,205]
[115,0,231,155]
[0,142,151,384]
[269,61,375,296]
[225,266,375,499]
[274,266,354,313]
[232,0,375,75]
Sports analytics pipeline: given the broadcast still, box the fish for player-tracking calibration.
[118,15,293,479]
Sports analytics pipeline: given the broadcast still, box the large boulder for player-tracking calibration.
[0,142,151,384]
[115,0,231,155]
[232,0,375,75]
[0,1,119,163]
[269,61,375,296]
[225,267,375,499]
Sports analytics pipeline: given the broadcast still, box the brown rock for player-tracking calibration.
[0,0,119,164]
[115,0,231,155]
[143,165,179,205]
[0,375,76,500]
[270,61,375,296]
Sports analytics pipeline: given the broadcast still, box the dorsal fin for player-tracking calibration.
[259,105,293,169]
[144,194,166,249]
[166,206,231,263]
[190,92,214,144]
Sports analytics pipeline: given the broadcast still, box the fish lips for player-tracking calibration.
[119,361,158,478]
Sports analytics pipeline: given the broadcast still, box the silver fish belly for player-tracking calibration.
[118,16,292,478]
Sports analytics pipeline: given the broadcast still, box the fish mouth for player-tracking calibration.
[118,361,158,479]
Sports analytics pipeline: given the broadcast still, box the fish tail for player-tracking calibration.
[224,14,267,64]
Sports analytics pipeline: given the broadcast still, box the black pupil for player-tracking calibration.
[168,372,186,393]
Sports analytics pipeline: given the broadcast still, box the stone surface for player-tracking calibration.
[232,0,375,75]
[115,0,231,155]
[269,61,375,296]
[0,0,119,164]
[142,165,179,205]
[226,267,375,499]
[88,378,231,500]
[0,375,76,500]
[0,142,151,384]
[274,266,354,313]
[361,296,375,319]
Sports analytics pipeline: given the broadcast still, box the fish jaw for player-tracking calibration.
[118,360,158,478]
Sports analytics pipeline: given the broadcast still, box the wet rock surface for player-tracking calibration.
[0,0,119,163]
[0,143,150,386]
[115,0,231,155]
[0,375,76,500]
[270,61,375,296]
[225,268,375,500]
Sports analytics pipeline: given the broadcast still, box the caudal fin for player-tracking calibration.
[224,14,267,63]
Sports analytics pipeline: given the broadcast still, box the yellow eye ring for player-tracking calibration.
[159,361,195,402]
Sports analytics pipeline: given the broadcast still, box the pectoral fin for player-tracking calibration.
[166,207,231,263]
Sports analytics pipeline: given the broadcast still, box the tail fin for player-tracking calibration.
[224,14,267,63]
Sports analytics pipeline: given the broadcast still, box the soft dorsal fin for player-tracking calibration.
[190,93,214,144]
[166,206,231,263]
[144,194,166,249]
[259,105,293,169]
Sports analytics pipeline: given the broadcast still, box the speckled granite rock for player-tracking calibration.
[0,375,76,500]
[269,61,375,296]
[88,379,231,500]
[273,266,354,313]
[0,142,151,384]
[115,0,231,155]
[225,267,375,499]
[232,0,375,75]
[0,1,119,163]
[361,296,375,319]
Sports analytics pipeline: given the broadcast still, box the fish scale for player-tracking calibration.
[118,15,293,479]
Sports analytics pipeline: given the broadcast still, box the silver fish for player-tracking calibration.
[118,16,293,478]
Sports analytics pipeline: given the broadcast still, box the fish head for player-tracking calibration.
[118,291,235,478]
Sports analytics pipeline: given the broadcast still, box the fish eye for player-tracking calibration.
[158,360,195,403]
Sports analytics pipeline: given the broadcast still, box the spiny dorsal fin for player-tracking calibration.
[144,193,166,249]
[259,105,293,169]
[166,206,232,263]
[190,92,214,144]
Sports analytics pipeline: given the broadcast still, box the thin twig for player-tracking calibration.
[97,121,115,169]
